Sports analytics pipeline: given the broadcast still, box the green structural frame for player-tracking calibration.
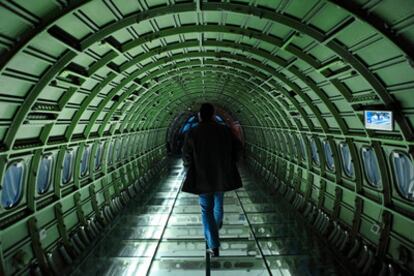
[0,0,413,275]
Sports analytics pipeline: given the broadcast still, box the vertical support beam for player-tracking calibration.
[27,150,42,213]
[27,218,49,274]
[372,141,392,206]
[318,179,326,209]
[377,210,392,259]
[0,239,5,276]
[347,138,362,194]
[74,193,86,226]
[304,174,314,202]
[55,203,77,258]
[351,197,363,238]
[333,187,342,219]
[294,167,302,192]
[89,184,105,224]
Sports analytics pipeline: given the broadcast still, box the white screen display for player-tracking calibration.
[364,110,393,131]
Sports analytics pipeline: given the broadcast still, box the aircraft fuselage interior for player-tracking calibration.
[0,0,413,275]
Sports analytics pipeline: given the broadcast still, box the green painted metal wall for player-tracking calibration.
[0,0,413,274]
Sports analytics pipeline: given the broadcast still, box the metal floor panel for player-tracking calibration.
[72,160,350,276]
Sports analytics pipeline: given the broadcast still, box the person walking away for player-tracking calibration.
[181,103,242,257]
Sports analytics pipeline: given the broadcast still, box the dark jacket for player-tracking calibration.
[181,120,242,194]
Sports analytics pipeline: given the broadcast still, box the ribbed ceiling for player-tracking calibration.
[1,1,414,275]
[0,0,413,151]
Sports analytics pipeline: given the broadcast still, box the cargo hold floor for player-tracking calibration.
[73,159,350,276]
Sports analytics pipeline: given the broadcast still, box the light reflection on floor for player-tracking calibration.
[73,159,349,276]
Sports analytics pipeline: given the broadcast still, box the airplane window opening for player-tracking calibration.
[80,145,91,177]
[121,137,129,159]
[37,154,53,194]
[1,161,24,209]
[284,133,291,155]
[299,136,307,161]
[107,141,114,165]
[279,133,287,154]
[62,149,74,185]
[290,134,298,158]
[310,138,320,166]
[361,147,382,189]
[391,152,414,201]
[324,141,335,172]
[339,143,354,178]
[94,143,104,171]
[293,135,300,159]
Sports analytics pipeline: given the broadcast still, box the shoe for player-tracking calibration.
[206,247,219,257]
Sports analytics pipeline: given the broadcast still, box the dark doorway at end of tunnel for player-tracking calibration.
[166,106,243,156]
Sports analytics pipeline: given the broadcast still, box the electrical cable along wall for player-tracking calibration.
[0,0,413,275]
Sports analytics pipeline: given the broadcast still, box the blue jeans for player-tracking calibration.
[199,192,224,249]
